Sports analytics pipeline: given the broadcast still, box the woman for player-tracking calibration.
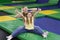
[6,7,48,40]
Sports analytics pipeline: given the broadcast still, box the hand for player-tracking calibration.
[38,8,41,11]
[15,9,20,14]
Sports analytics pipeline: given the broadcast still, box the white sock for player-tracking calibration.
[6,35,13,40]
[42,31,48,38]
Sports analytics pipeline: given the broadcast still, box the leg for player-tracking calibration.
[33,26,48,38]
[11,26,27,37]
[6,26,27,40]
[33,26,44,35]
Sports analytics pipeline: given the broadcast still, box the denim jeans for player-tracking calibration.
[11,26,44,37]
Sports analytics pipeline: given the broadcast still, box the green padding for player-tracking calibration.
[0,0,35,4]
[16,0,59,7]
[3,8,16,15]
[0,5,4,6]
[25,0,59,7]
[14,0,36,1]
[0,19,23,32]
[18,0,59,7]
[0,0,11,3]
[47,9,60,20]
[0,19,60,40]
[48,0,59,5]
[10,0,59,8]
[18,32,60,40]
[1,0,59,7]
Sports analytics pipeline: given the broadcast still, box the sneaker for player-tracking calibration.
[6,35,13,40]
[42,31,48,38]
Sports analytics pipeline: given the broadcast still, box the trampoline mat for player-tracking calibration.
[0,29,20,40]
[0,11,11,16]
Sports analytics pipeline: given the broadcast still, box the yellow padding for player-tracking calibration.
[0,6,15,10]
[40,10,58,15]
[0,16,16,22]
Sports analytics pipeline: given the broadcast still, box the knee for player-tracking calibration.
[34,26,40,29]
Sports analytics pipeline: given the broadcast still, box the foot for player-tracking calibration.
[6,35,13,40]
[42,31,48,38]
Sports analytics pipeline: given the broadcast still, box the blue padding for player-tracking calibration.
[58,0,60,8]
[36,0,49,3]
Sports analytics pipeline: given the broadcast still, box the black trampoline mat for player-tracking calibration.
[0,11,11,16]
[0,29,20,40]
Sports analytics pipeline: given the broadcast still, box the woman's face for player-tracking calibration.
[22,7,28,12]
[27,13,32,17]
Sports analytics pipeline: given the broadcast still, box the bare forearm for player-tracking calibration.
[34,8,41,16]
[15,14,20,18]
[15,9,23,18]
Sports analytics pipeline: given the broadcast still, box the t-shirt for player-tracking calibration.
[24,17,34,30]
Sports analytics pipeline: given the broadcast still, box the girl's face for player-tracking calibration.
[27,13,32,17]
[22,7,28,12]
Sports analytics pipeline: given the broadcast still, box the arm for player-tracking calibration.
[28,8,37,10]
[32,8,41,16]
[15,14,22,18]
[15,9,23,18]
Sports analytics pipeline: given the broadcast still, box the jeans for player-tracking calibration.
[11,26,44,37]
